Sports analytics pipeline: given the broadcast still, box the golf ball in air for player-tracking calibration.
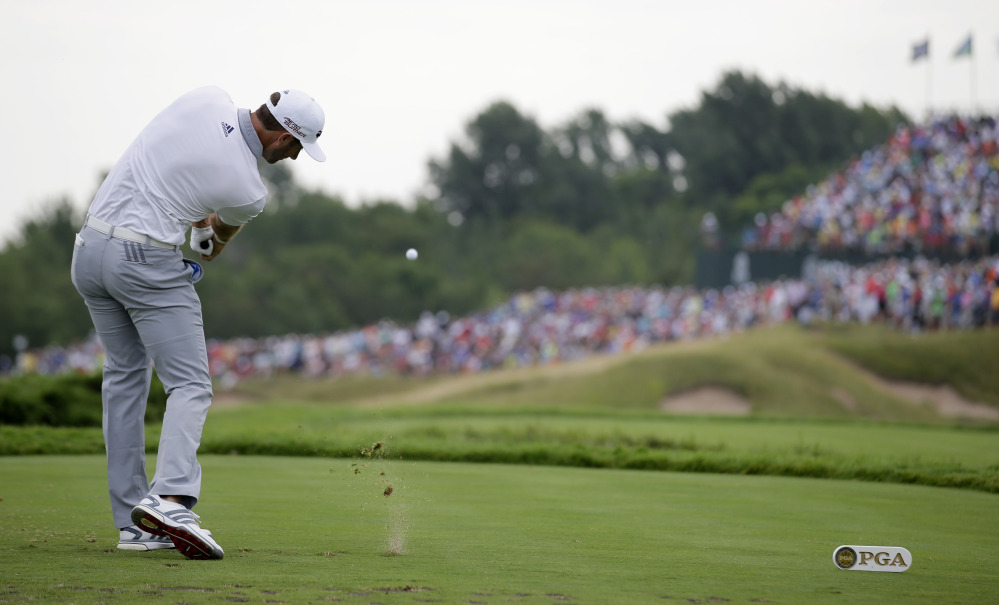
[406,248,418,260]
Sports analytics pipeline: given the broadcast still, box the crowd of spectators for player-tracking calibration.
[741,115,999,256]
[7,114,999,384]
[7,255,999,385]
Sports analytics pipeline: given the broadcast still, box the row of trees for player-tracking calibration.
[0,71,907,356]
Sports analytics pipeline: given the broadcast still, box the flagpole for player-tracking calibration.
[926,37,932,119]
[913,37,932,119]
[970,44,977,115]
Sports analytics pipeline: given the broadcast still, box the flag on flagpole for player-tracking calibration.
[954,34,972,58]
[911,39,929,62]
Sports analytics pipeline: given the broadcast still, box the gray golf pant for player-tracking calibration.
[70,224,211,529]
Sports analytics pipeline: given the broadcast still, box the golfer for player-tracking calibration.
[71,87,326,559]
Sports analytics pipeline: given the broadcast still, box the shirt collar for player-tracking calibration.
[237,108,263,158]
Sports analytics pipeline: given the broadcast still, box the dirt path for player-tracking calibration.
[353,338,721,407]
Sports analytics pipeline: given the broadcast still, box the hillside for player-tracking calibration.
[228,323,999,425]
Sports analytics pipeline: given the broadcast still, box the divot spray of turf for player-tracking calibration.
[355,441,407,556]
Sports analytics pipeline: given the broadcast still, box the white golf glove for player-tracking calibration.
[190,225,215,256]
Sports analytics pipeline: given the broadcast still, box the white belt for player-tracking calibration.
[84,215,178,250]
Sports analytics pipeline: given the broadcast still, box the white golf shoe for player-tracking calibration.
[117,525,176,551]
[130,495,224,560]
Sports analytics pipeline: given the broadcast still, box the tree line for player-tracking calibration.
[0,71,907,357]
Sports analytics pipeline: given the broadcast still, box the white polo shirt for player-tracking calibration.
[88,86,268,246]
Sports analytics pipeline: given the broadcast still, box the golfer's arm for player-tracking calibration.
[192,213,243,244]
[207,214,242,244]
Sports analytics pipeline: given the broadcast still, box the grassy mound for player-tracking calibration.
[227,323,999,418]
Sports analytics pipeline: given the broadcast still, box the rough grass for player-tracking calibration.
[820,323,999,405]
[3,405,997,492]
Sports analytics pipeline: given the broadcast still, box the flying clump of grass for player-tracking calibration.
[351,441,407,556]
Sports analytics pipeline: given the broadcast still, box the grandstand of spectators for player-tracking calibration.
[741,115,999,257]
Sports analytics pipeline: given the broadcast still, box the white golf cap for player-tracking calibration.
[267,89,326,162]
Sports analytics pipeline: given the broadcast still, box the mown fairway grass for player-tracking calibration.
[1,455,997,605]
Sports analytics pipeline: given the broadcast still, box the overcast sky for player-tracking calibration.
[2,0,998,245]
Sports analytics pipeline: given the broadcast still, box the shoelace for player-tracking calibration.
[184,511,214,536]
[169,507,202,525]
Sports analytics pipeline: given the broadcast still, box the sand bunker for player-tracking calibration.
[883,381,999,421]
[658,381,999,420]
[659,387,752,415]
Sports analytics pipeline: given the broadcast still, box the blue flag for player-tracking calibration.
[911,40,929,62]
[954,34,972,58]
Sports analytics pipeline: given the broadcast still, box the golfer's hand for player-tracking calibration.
[191,221,223,261]
[191,225,215,256]
[192,214,240,262]
[200,238,225,261]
